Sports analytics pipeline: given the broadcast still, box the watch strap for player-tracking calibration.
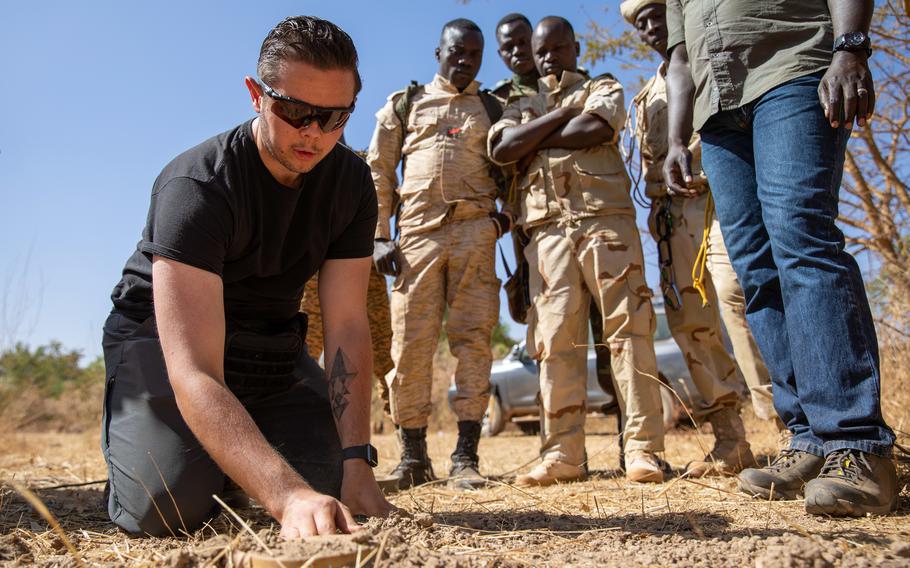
[833,32,872,57]
[342,444,378,467]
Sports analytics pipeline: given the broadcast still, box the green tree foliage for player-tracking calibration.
[0,342,103,398]
[578,4,657,89]
[491,319,518,359]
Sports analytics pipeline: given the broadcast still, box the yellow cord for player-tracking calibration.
[692,192,714,307]
[507,171,520,204]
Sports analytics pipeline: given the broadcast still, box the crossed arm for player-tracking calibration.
[490,105,615,166]
[152,255,391,540]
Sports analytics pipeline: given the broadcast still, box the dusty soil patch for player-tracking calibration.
[2,408,909,567]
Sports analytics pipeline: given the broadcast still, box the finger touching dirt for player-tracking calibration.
[278,491,361,539]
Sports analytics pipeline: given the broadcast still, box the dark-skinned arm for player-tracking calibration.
[490,106,578,164]
[821,0,875,128]
[537,112,615,150]
[663,43,698,197]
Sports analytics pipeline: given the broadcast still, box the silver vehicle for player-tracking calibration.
[451,304,696,436]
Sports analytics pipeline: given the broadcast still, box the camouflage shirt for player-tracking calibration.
[491,74,539,105]
[488,70,634,228]
[367,74,498,240]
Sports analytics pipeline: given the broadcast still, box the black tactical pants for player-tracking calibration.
[100,311,342,537]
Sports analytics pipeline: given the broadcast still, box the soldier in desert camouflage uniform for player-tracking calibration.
[367,19,510,490]
[490,16,668,486]
[622,0,774,477]
[492,12,620,419]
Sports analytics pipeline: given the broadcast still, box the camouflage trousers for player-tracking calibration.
[388,217,500,428]
[526,215,664,465]
[300,265,394,410]
[648,193,775,421]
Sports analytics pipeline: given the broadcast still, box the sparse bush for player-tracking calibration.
[0,342,104,432]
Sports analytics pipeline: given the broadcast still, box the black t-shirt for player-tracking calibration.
[111,120,377,325]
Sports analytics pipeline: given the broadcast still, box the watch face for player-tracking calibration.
[845,32,866,47]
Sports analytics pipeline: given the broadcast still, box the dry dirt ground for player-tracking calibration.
[2,405,910,567]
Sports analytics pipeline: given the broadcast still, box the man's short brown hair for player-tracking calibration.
[258,16,362,94]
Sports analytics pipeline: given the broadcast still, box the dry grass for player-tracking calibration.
[1,401,909,567]
[2,340,910,566]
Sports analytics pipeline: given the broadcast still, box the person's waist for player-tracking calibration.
[521,207,636,228]
[399,204,493,234]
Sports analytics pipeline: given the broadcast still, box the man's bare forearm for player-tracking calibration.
[324,322,372,447]
[491,106,578,163]
[171,373,312,519]
[537,113,614,150]
[666,45,695,146]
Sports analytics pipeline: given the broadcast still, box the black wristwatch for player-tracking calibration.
[342,444,378,467]
[833,32,872,57]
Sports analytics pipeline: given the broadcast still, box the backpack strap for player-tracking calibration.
[478,89,504,125]
[392,80,423,132]
[390,81,422,241]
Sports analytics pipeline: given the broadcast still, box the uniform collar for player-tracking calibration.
[431,73,481,95]
[538,69,586,95]
[512,72,540,90]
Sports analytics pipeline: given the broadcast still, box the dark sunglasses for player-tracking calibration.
[258,80,355,133]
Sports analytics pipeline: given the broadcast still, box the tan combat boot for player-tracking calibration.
[625,450,667,483]
[685,407,757,477]
[515,460,586,487]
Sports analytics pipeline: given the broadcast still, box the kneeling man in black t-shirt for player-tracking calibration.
[102,15,395,538]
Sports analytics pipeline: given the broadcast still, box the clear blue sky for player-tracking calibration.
[0,0,659,361]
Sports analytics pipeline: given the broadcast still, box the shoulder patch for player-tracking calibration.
[591,72,617,82]
[385,88,408,103]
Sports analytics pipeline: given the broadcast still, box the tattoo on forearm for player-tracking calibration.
[328,348,357,421]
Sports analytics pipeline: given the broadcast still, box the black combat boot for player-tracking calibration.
[390,426,436,490]
[449,420,486,490]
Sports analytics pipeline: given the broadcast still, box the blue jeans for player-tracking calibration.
[699,72,894,458]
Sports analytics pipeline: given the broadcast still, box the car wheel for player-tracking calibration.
[482,394,506,437]
[516,420,541,436]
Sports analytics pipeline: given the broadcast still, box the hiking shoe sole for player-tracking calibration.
[738,477,800,501]
[805,494,898,517]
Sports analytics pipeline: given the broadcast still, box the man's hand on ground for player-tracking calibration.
[663,142,699,198]
[819,51,875,129]
[373,239,403,276]
[341,459,399,518]
[277,488,361,539]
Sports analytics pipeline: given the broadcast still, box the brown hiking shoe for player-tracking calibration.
[626,450,668,483]
[686,407,757,477]
[804,449,898,516]
[738,449,825,500]
[515,460,586,487]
